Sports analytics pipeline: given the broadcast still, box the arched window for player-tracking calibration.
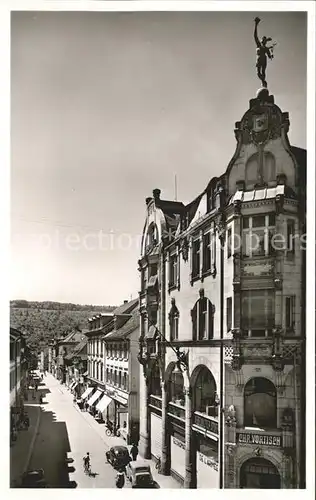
[244,377,277,428]
[192,365,217,415]
[246,152,276,189]
[191,290,214,340]
[168,367,185,406]
[246,154,259,188]
[169,298,179,341]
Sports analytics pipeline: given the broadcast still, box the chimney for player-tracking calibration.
[123,300,128,304]
[153,188,161,201]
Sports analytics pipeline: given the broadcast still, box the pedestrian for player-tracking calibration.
[85,402,89,412]
[130,443,139,462]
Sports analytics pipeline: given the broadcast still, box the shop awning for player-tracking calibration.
[87,389,102,407]
[70,381,76,389]
[96,394,112,413]
[81,387,94,400]
[72,382,78,390]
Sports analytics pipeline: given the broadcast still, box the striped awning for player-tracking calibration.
[81,387,94,400]
[96,394,112,413]
[87,389,102,407]
[70,381,76,389]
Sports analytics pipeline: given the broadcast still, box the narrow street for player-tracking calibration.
[28,374,117,488]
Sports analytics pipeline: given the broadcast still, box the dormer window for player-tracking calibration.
[146,223,158,250]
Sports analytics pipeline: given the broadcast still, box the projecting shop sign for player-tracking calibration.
[237,432,282,447]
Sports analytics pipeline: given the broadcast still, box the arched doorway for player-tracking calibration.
[240,457,281,488]
[244,378,277,428]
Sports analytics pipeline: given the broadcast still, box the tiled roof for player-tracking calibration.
[60,330,85,344]
[104,307,140,340]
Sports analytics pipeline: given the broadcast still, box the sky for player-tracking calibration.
[10,9,307,306]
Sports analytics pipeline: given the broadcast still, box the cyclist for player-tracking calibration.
[83,452,90,473]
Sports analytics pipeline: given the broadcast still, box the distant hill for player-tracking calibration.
[10,300,117,350]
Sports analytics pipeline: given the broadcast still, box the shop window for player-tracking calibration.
[191,294,214,340]
[169,253,178,288]
[196,435,218,463]
[193,366,217,415]
[244,378,277,429]
[202,232,212,272]
[242,290,274,337]
[287,219,295,254]
[169,299,179,342]
[242,215,275,257]
[226,297,232,333]
[285,296,295,331]
[169,368,185,405]
[192,238,201,279]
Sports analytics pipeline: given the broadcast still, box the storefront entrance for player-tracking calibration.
[240,458,281,489]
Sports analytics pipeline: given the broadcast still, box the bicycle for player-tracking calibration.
[155,456,162,473]
[84,462,91,475]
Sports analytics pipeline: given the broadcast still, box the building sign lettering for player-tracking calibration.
[198,453,218,472]
[173,437,185,450]
[237,432,282,447]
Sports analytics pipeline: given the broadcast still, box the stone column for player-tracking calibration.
[161,380,170,474]
[184,386,194,488]
[139,375,151,459]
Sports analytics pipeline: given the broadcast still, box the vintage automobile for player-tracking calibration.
[106,445,131,469]
[21,469,47,488]
[126,460,157,488]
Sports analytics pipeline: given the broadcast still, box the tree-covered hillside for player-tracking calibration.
[10,300,116,350]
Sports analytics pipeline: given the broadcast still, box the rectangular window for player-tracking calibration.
[169,253,178,287]
[149,263,158,278]
[170,315,179,341]
[242,214,275,257]
[287,220,295,254]
[141,269,148,290]
[192,239,201,278]
[203,232,212,272]
[226,297,232,332]
[285,296,295,331]
[242,290,275,337]
[227,227,232,258]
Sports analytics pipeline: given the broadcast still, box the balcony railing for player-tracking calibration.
[193,411,218,435]
[149,395,162,410]
[167,401,185,421]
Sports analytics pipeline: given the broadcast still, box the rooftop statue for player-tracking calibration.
[254,17,276,88]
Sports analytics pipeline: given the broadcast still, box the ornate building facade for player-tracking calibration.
[137,87,306,489]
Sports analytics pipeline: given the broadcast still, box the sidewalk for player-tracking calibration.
[10,389,42,488]
[54,374,181,489]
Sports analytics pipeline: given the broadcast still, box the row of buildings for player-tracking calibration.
[46,86,306,489]
[10,327,36,441]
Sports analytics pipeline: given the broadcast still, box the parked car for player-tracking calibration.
[106,446,131,469]
[21,469,47,488]
[126,460,157,488]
